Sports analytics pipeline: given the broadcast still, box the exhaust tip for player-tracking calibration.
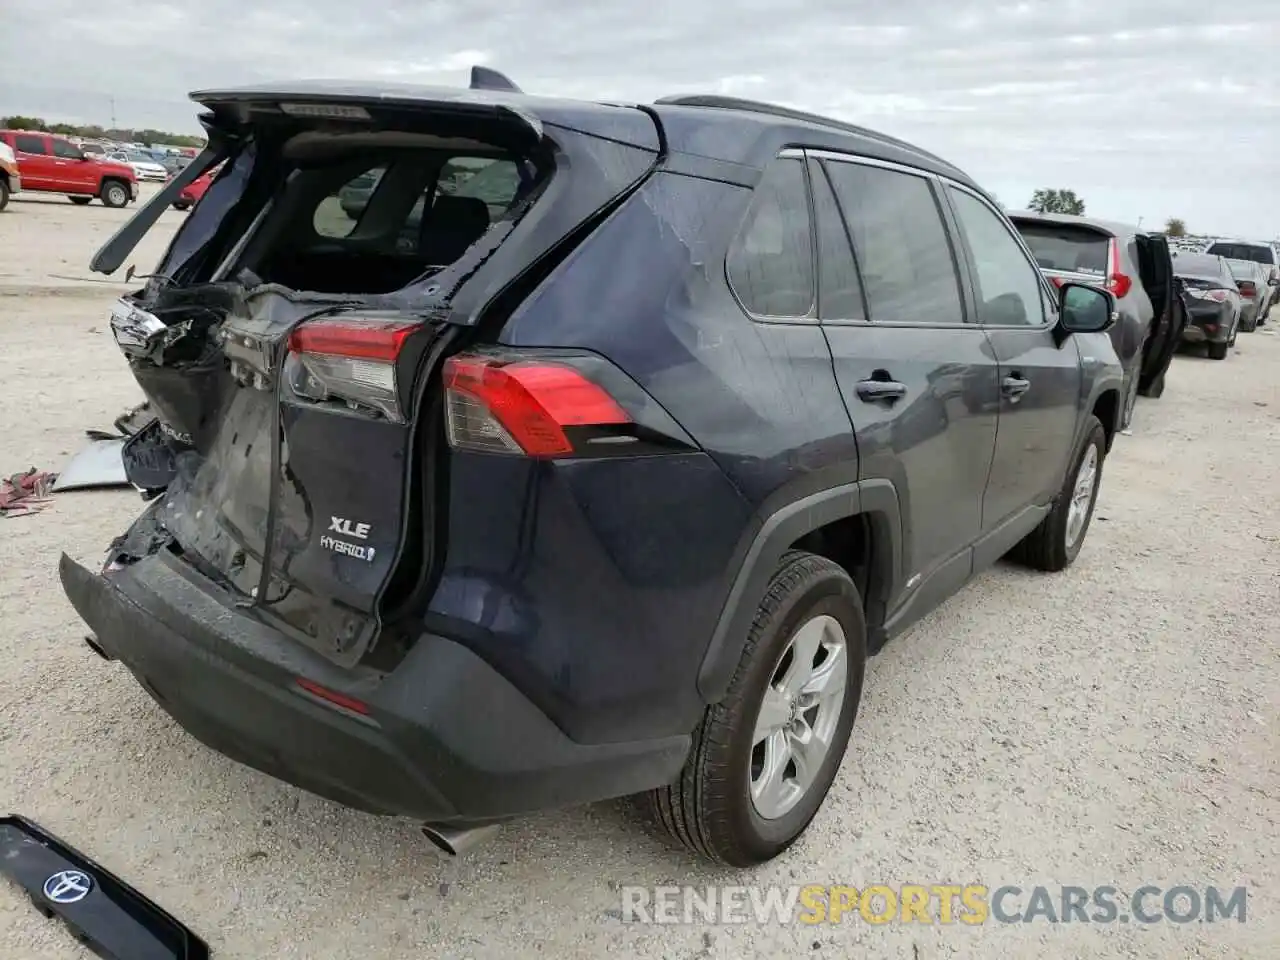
[84,634,113,661]
[421,822,501,857]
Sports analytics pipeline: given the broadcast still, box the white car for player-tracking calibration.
[106,151,168,182]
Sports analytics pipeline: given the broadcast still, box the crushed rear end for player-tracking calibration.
[60,79,692,821]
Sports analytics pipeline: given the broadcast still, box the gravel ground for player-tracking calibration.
[2,189,1278,959]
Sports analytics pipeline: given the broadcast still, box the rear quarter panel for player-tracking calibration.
[427,171,857,742]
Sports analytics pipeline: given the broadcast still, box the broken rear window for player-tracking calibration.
[1012,221,1109,277]
[154,130,543,297]
[244,147,531,295]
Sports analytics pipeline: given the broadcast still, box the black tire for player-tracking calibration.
[172,201,190,211]
[648,551,866,866]
[1139,370,1166,400]
[1207,341,1228,360]
[68,195,93,205]
[0,178,9,212]
[99,179,130,208]
[1010,416,1106,572]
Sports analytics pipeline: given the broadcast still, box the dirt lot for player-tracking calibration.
[2,188,1278,959]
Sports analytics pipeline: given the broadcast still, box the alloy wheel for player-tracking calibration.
[1065,444,1099,548]
[749,614,849,820]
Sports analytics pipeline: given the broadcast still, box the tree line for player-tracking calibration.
[1,115,204,148]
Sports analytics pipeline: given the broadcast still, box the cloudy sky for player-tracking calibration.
[2,0,1277,237]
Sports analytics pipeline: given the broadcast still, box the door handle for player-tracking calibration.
[1001,375,1031,400]
[855,379,908,403]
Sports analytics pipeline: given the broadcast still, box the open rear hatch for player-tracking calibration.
[97,80,661,666]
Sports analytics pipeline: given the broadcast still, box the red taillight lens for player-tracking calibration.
[1205,289,1230,302]
[1237,281,1256,298]
[286,316,424,421]
[443,354,631,458]
[1106,238,1132,299]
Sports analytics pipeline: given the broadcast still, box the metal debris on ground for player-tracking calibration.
[1,468,57,518]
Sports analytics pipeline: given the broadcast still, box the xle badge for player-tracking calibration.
[322,516,376,561]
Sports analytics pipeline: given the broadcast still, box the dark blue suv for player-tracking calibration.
[62,71,1124,866]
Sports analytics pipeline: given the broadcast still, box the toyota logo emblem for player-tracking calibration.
[43,870,93,904]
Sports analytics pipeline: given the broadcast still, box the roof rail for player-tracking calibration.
[470,66,522,93]
[654,94,959,172]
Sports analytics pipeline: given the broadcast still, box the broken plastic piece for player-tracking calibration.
[1,469,56,517]
[0,815,210,959]
[52,440,129,492]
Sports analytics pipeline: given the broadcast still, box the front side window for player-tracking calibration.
[822,160,964,323]
[948,188,1047,327]
[726,157,815,318]
[51,139,83,160]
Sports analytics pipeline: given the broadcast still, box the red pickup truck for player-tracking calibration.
[0,130,138,207]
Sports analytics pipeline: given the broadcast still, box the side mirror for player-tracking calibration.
[1058,282,1116,335]
[1268,276,1279,287]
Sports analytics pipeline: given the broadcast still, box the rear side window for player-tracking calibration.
[810,161,864,320]
[822,160,963,324]
[14,134,46,155]
[1014,222,1108,277]
[1206,242,1275,266]
[948,188,1046,327]
[726,157,815,318]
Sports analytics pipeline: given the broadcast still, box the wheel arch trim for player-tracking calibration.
[697,479,902,702]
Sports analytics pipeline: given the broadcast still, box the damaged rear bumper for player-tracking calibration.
[59,551,688,824]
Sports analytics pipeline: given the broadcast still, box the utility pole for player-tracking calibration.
[109,96,117,131]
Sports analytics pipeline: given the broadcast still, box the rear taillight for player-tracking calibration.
[1237,281,1256,298]
[286,316,424,421]
[443,353,631,458]
[1106,238,1132,299]
[1186,288,1230,302]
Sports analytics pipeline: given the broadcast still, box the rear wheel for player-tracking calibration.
[648,551,866,866]
[1207,341,1229,360]
[0,178,9,212]
[172,201,190,211]
[68,196,93,205]
[1010,416,1105,572]
[100,179,129,208]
